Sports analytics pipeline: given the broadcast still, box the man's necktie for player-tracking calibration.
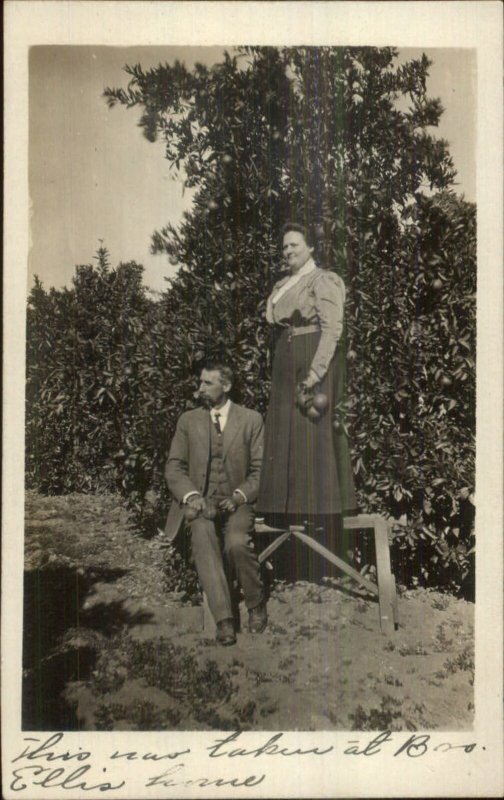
[213,412,222,435]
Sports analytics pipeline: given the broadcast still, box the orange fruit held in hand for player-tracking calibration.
[307,406,321,421]
[312,392,329,412]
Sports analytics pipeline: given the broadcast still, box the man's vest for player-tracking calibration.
[206,419,232,498]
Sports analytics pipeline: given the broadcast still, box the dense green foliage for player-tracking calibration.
[26,47,476,592]
[26,249,159,499]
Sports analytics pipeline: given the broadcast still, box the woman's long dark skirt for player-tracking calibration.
[257,328,357,523]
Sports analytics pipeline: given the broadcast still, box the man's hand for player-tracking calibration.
[219,497,236,513]
[219,492,246,514]
[184,494,207,521]
[187,494,206,513]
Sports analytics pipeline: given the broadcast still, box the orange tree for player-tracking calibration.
[26,248,159,498]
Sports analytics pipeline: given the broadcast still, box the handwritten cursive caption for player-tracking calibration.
[10,730,479,793]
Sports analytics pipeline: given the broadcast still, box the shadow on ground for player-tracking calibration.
[22,564,153,730]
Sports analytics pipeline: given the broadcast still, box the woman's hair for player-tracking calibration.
[281,221,315,249]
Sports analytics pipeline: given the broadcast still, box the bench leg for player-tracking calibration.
[258,529,292,564]
[291,529,379,597]
[374,518,397,634]
[392,577,400,629]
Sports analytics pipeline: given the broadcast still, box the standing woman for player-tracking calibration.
[257,222,357,533]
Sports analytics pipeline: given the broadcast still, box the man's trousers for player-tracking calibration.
[189,503,263,624]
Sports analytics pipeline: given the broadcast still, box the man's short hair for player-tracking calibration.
[203,361,234,386]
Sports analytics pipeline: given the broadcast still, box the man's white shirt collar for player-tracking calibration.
[271,258,317,306]
[210,399,231,430]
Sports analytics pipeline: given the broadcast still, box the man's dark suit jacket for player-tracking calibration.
[164,403,264,541]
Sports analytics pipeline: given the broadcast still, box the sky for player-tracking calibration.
[29,46,476,294]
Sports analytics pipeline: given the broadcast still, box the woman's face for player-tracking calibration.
[282,230,313,273]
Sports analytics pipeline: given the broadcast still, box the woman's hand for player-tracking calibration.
[302,371,319,390]
[296,372,323,413]
[295,382,312,410]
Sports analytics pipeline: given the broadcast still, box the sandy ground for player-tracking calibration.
[23,492,474,732]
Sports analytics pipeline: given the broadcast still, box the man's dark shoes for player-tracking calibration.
[248,602,268,634]
[216,618,236,646]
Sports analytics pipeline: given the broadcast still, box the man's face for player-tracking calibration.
[198,369,230,408]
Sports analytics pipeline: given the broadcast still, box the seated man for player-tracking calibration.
[165,361,267,645]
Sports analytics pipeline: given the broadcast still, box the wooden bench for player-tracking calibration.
[203,513,399,636]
